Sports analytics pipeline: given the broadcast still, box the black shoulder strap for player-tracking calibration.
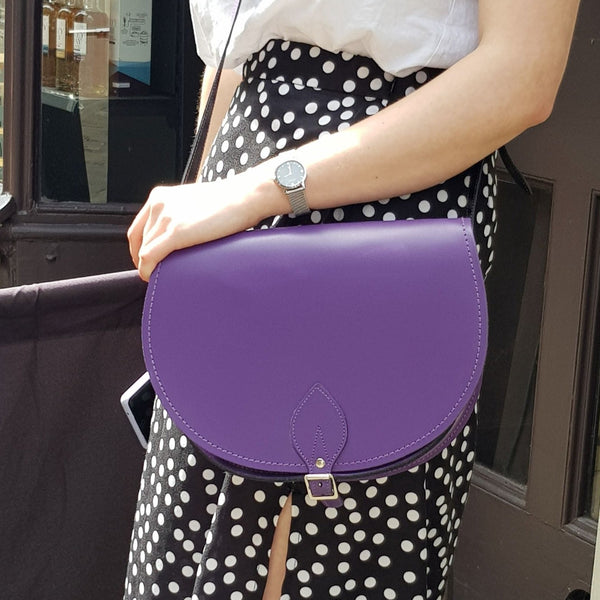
[499,145,532,195]
[181,0,243,184]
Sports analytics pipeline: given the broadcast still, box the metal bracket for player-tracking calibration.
[304,473,339,502]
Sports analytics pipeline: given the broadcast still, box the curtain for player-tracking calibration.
[0,271,148,600]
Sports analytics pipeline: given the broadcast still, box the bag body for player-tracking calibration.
[142,216,487,501]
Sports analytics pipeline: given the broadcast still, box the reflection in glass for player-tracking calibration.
[43,1,58,88]
[56,0,76,92]
[42,0,111,204]
[75,1,110,98]
[41,0,181,205]
[476,179,552,484]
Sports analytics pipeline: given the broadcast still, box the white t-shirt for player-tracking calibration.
[189,0,479,77]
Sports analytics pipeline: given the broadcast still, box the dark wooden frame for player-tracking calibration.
[454,174,597,598]
[4,0,41,212]
[453,0,599,592]
[3,0,201,215]
[569,191,600,524]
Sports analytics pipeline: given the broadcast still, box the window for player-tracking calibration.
[476,177,552,485]
[41,0,188,207]
[0,0,201,287]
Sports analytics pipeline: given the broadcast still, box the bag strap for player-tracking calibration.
[181,0,243,185]
[499,146,532,194]
[467,144,531,230]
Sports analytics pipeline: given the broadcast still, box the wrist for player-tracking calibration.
[241,158,303,223]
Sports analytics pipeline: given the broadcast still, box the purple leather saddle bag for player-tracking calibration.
[142,216,487,502]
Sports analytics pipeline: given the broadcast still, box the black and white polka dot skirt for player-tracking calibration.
[124,40,497,600]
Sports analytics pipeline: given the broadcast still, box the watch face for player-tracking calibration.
[275,160,306,189]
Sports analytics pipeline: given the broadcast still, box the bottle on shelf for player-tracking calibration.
[71,0,87,94]
[42,0,58,88]
[56,0,77,93]
[74,0,110,97]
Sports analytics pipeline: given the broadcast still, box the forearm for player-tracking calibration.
[244,0,580,220]
[255,49,549,215]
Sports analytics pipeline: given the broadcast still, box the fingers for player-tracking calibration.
[137,229,177,282]
[127,200,150,269]
[128,187,172,279]
[127,178,258,281]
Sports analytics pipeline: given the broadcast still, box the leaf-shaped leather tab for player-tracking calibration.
[290,384,348,478]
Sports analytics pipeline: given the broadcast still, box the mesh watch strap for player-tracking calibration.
[286,186,310,216]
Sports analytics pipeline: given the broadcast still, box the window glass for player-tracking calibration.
[566,192,600,523]
[589,415,600,520]
[476,178,552,484]
[585,205,600,520]
[41,0,181,206]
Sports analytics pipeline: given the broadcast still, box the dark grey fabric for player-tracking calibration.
[0,271,148,600]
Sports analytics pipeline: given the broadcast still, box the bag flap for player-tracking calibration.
[142,218,487,476]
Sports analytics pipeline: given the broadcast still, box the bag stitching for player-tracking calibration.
[145,218,484,469]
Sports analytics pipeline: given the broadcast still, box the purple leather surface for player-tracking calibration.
[142,218,487,478]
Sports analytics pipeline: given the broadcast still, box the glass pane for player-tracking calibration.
[589,413,600,520]
[584,205,600,520]
[40,0,181,205]
[476,178,552,484]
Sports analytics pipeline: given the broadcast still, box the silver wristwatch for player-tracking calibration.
[274,159,310,216]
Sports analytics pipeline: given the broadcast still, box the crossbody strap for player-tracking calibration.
[181,0,243,185]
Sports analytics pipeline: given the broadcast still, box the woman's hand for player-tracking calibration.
[128,171,284,281]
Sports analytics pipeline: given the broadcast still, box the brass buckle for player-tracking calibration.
[304,474,339,502]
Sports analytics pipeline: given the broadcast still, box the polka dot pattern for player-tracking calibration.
[124,39,492,600]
